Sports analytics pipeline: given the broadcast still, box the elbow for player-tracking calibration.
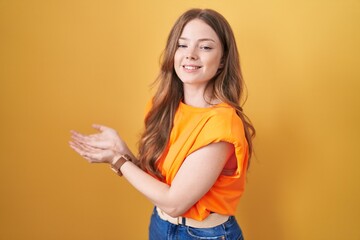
[158,191,193,217]
[159,205,188,218]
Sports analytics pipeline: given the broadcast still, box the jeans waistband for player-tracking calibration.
[155,207,229,228]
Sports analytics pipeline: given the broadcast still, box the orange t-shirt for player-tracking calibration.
[155,101,249,221]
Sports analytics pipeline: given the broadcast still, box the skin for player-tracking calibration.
[69,19,235,218]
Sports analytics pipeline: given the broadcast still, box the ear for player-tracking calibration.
[218,59,224,69]
[217,61,224,74]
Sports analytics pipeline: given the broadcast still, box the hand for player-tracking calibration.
[69,124,127,164]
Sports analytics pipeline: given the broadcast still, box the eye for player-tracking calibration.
[177,44,187,48]
[200,46,213,50]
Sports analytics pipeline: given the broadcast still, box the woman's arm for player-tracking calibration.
[70,124,234,217]
[121,141,234,217]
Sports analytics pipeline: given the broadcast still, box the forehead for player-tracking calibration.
[180,19,220,42]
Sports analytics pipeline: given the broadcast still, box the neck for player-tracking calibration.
[182,83,219,108]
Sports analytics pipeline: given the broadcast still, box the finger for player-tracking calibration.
[70,142,110,163]
[70,131,88,144]
[80,151,97,162]
[70,140,100,154]
[71,131,110,146]
[73,138,113,150]
[69,141,88,157]
[69,142,99,162]
[70,135,88,148]
[69,140,90,154]
[71,133,98,146]
[82,155,93,163]
[87,140,114,149]
[72,134,114,150]
[71,131,94,141]
[71,129,104,140]
[70,130,88,138]
[92,124,110,132]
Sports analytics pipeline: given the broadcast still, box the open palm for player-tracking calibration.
[69,124,126,164]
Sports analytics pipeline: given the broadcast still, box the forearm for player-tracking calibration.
[119,161,186,217]
[115,142,233,217]
[70,125,185,214]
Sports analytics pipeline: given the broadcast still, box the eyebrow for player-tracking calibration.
[179,37,216,42]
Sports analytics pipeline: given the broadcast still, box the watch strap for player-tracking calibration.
[110,154,131,176]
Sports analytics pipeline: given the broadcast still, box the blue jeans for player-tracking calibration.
[149,207,244,240]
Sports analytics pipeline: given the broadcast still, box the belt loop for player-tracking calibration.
[181,217,186,225]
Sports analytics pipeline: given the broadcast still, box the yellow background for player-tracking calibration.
[1,0,359,239]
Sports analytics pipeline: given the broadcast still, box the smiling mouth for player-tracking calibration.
[183,65,202,70]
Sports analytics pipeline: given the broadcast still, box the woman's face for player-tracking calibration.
[174,19,223,88]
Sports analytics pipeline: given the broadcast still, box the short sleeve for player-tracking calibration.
[189,110,249,178]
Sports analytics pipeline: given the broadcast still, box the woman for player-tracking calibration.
[70,8,255,239]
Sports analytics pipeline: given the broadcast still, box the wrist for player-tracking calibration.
[110,154,131,176]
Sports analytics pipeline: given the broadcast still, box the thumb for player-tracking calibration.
[92,124,110,132]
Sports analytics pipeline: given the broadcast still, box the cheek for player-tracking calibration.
[174,51,181,67]
[208,56,222,71]
[173,52,181,77]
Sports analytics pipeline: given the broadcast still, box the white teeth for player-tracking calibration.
[184,65,200,70]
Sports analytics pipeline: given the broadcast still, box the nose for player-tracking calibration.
[185,46,198,60]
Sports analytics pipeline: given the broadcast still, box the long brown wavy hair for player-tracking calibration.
[138,9,255,179]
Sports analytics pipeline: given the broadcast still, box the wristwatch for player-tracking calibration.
[110,154,131,176]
